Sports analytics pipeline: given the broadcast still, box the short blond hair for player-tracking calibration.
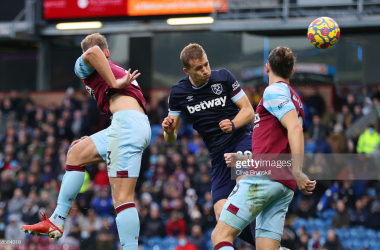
[81,33,108,52]
[180,43,206,69]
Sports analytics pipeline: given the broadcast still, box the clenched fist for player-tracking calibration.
[162,115,177,133]
[220,119,233,133]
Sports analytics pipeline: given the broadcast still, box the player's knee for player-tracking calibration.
[67,147,86,166]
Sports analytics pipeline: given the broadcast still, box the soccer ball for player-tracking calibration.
[308,17,340,49]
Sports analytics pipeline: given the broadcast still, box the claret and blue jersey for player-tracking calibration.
[168,69,252,157]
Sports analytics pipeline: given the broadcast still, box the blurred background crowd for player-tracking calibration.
[0,83,380,250]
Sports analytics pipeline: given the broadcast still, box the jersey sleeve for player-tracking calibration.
[263,83,296,121]
[224,69,245,103]
[168,87,181,116]
[74,55,95,79]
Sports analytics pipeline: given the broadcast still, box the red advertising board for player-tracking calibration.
[43,0,128,19]
[43,0,227,19]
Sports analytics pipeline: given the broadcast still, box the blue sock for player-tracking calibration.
[50,165,85,226]
[115,202,139,250]
[215,241,234,250]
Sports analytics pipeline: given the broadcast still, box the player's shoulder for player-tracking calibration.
[211,68,234,81]
[263,82,290,97]
[170,77,190,95]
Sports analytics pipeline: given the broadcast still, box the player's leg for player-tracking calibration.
[255,181,294,250]
[213,176,288,250]
[107,110,151,250]
[21,130,107,239]
[212,153,256,246]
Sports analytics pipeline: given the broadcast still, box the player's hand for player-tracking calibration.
[224,153,247,167]
[294,172,316,195]
[71,136,89,147]
[162,115,176,134]
[116,69,141,89]
[220,119,233,133]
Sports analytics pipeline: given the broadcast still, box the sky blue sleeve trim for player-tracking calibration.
[168,109,181,116]
[75,55,95,79]
[231,89,245,103]
[276,106,296,121]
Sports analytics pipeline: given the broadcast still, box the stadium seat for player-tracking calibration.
[162,237,178,248]
[147,236,163,247]
[364,229,377,240]
[292,218,308,229]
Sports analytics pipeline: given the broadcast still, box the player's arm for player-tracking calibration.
[81,45,140,89]
[220,95,254,133]
[162,115,181,143]
[280,110,316,195]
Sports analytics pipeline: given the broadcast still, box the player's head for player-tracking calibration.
[81,33,110,58]
[180,43,211,85]
[266,46,296,81]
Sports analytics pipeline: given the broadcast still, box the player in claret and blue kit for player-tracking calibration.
[21,33,151,250]
[162,43,257,246]
[213,46,316,250]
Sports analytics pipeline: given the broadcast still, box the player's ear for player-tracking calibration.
[291,67,296,77]
[183,67,189,75]
[266,63,270,74]
[104,49,110,59]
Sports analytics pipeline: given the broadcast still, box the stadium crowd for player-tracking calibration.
[0,84,379,250]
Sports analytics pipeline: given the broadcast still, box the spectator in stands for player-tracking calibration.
[21,198,39,225]
[305,87,326,118]
[308,230,325,250]
[366,200,380,230]
[326,124,348,154]
[362,97,373,115]
[308,115,329,141]
[338,181,356,210]
[0,207,5,239]
[94,162,109,188]
[280,218,299,250]
[295,198,317,219]
[322,229,344,250]
[352,105,363,122]
[175,234,197,250]
[356,124,380,154]
[350,198,369,226]
[96,228,115,250]
[189,225,205,250]
[81,208,102,231]
[200,202,216,232]
[356,86,371,107]
[7,188,26,217]
[5,214,26,241]
[345,94,357,114]
[141,204,166,238]
[166,211,187,237]
[91,188,113,217]
[0,170,16,200]
[332,200,350,228]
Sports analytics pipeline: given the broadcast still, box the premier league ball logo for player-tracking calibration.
[211,83,223,95]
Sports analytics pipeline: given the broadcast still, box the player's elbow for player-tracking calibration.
[248,108,255,121]
[288,124,303,135]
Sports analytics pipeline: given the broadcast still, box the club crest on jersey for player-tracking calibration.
[211,83,223,95]
[187,96,193,101]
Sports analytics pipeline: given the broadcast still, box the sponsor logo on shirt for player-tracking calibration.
[278,99,290,109]
[187,96,227,114]
[232,81,240,91]
[292,95,303,109]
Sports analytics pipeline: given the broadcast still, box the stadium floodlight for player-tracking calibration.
[56,22,102,30]
[167,17,214,25]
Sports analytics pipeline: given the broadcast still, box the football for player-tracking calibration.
[308,17,340,49]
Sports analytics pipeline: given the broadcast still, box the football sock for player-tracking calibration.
[50,165,85,226]
[115,202,139,250]
[237,221,256,246]
[214,241,234,250]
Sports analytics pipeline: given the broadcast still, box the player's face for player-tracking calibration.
[186,54,211,85]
